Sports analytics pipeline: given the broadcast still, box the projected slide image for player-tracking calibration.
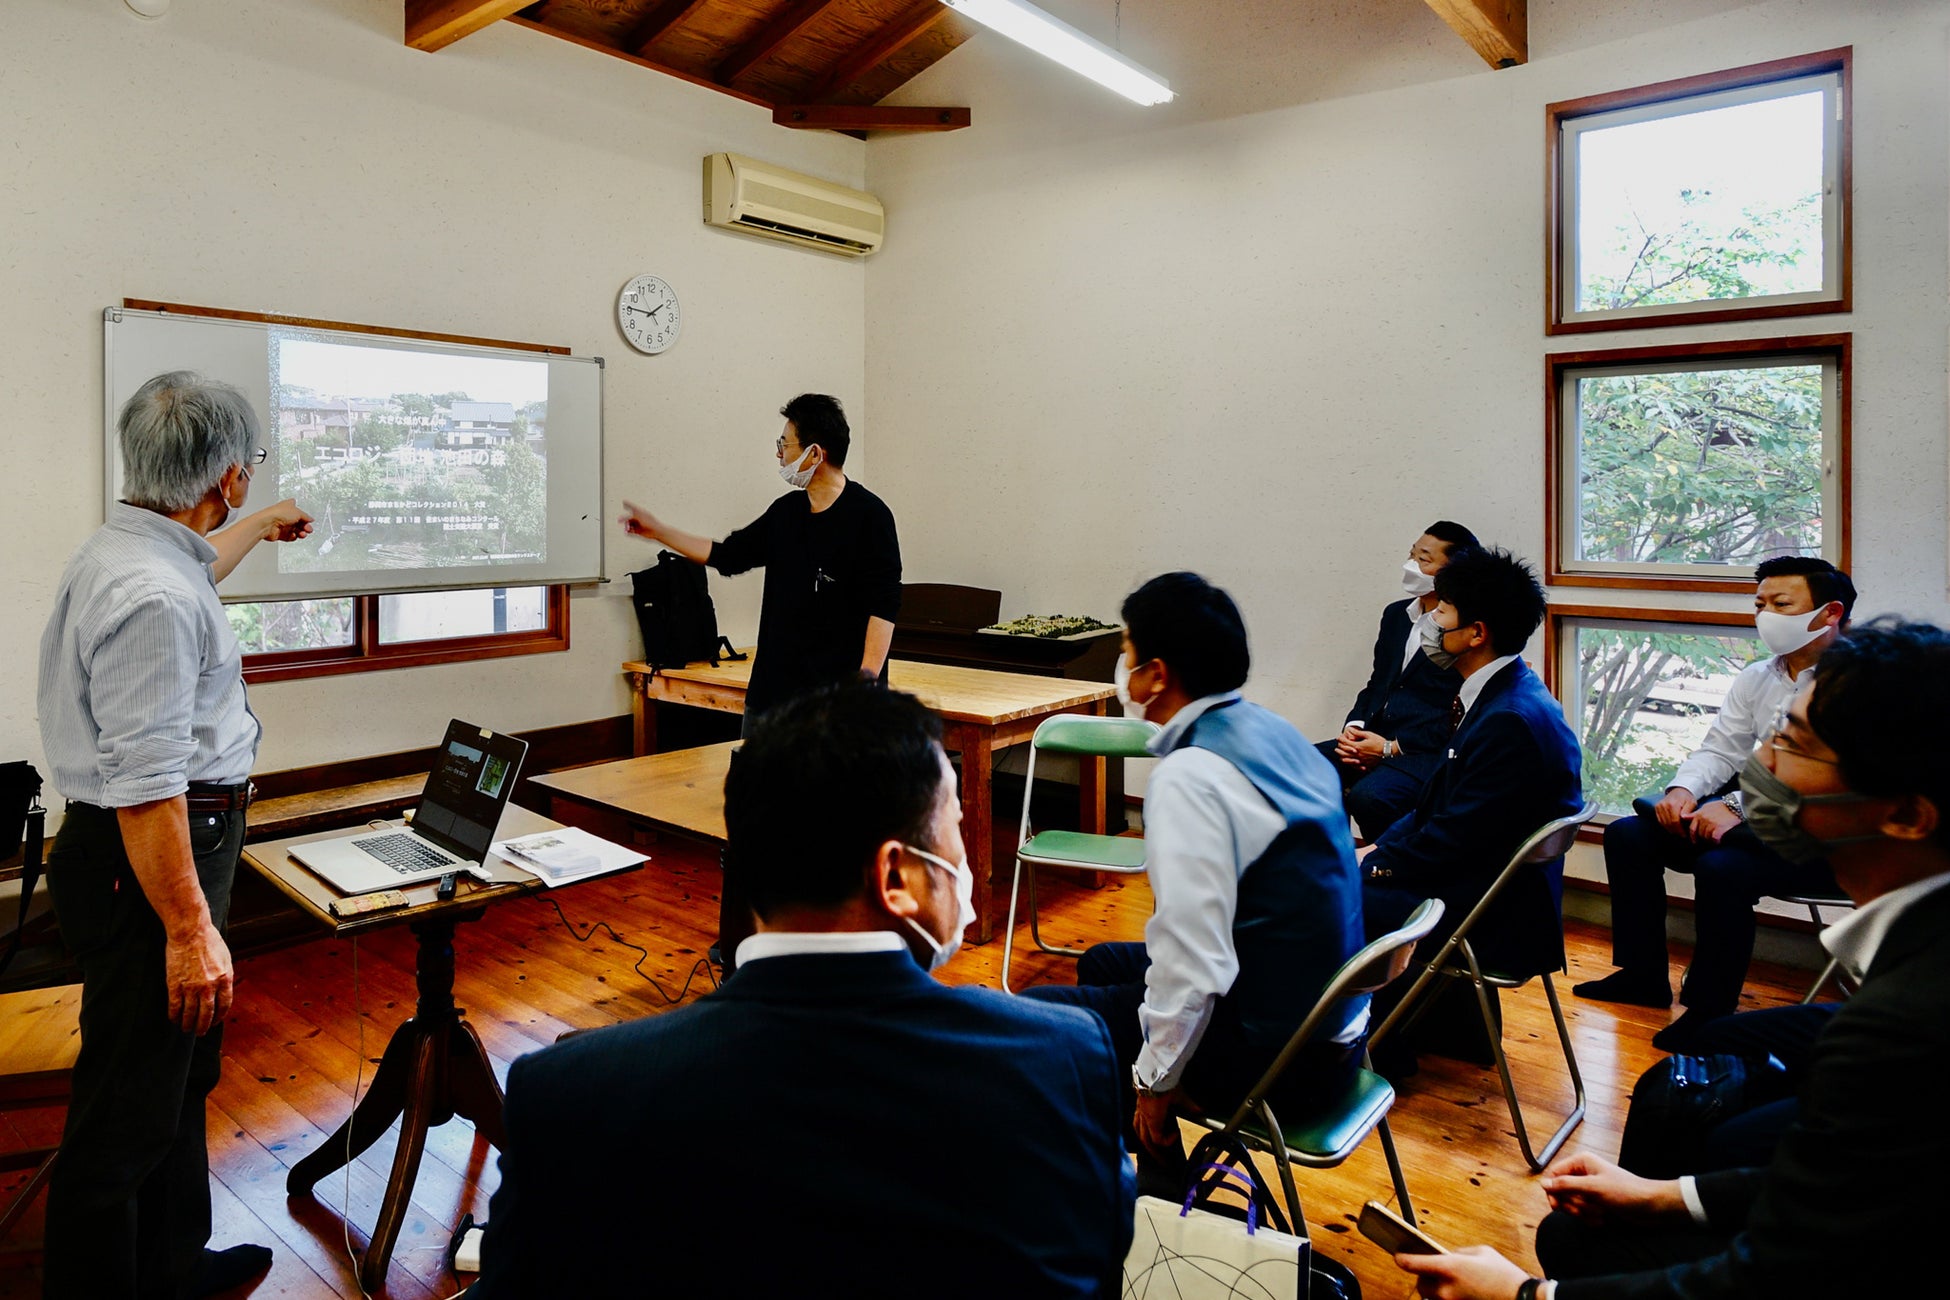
[268,335,549,573]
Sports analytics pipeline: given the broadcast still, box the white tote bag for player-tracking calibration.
[1121,1166,1306,1300]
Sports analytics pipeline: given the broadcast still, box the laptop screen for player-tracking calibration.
[412,721,530,861]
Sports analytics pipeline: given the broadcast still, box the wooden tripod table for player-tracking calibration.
[622,655,1119,943]
[241,804,562,1292]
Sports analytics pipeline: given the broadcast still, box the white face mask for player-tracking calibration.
[1114,656,1150,720]
[1756,609,1828,657]
[1401,559,1436,598]
[778,447,817,490]
[899,843,975,972]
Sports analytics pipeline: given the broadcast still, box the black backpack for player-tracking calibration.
[1616,1051,1794,1178]
[628,551,745,673]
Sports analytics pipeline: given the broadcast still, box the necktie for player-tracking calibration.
[1450,694,1465,734]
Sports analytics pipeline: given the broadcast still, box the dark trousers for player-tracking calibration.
[1665,1003,1839,1172]
[1313,741,1439,842]
[42,801,244,1300]
[1022,941,1361,1189]
[1601,815,1838,1018]
[1536,1206,1726,1282]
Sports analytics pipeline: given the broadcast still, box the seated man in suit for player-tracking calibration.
[1576,557,1854,1051]
[471,682,1134,1298]
[1323,520,1477,840]
[1024,572,1366,1194]
[1359,547,1583,1069]
[1392,618,1950,1300]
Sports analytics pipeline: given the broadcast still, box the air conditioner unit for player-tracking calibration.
[703,153,885,258]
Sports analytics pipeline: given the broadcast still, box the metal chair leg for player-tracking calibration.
[1376,1115,1415,1225]
[1459,945,1584,1174]
[1025,860,1087,959]
[1000,856,1026,993]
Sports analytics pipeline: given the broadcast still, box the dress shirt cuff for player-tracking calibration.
[1539,1282,1557,1300]
[1677,1175,1709,1226]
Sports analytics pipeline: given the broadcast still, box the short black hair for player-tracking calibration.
[723,681,944,919]
[1432,546,1547,657]
[1423,520,1479,555]
[1808,618,1950,844]
[1121,572,1250,700]
[1754,555,1857,621]
[780,393,851,467]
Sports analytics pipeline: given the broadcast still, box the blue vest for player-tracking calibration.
[1176,699,1367,1047]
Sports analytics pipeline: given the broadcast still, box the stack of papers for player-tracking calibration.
[492,828,647,888]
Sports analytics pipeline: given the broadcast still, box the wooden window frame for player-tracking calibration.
[1545,47,1852,336]
[1545,603,1763,840]
[241,585,570,684]
[1544,332,1852,594]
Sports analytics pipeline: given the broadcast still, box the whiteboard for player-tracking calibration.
[103,307,603,602]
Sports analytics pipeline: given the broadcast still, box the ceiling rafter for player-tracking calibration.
[713,0,840,86]
[406,0,532,51]
[626,0,712,55]
[1423,0,1527,68]
[802,0,950,104]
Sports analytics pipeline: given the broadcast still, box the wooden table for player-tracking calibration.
[242,805,561,1292]
[622,655,1119,943]
[530,741,733,844]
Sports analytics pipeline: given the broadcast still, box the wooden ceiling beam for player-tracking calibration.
[774,104,970,133]
[626,0,711,56]
[803,0,950,104]
[1423,0,1527,68]
[504,16,774,108]
[405,0,530,52]
[713,0,839,86]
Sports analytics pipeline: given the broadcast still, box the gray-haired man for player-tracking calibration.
[37,371,311,1298]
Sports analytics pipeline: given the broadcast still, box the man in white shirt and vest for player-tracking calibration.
[1023,571,1366,1194]
[1575,557,1854,1051]
[37,371,311,1298]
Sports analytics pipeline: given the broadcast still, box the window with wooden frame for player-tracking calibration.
[1547,48,1850,335]
[231,585,569,684]
[1544,605,1763,823]
[1545,334,1850,594]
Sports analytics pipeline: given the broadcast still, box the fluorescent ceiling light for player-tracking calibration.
[942,0,1174,106]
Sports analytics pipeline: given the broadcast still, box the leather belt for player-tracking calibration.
[185,781,255,814]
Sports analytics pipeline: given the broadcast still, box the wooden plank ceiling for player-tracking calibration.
[408,0,975,134]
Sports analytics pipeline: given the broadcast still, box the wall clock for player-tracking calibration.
[617,274,680,354]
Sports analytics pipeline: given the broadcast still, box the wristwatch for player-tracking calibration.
[1516,1279,1546,1300]
[1720,790,1744,820]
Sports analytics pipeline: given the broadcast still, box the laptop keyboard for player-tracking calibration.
[357,833,457,874]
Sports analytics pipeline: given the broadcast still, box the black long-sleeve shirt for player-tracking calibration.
[708,481,902,717]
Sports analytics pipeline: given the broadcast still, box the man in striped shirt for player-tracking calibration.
[37,371,311,1299]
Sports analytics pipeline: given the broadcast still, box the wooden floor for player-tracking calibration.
[0,835,1810,1299]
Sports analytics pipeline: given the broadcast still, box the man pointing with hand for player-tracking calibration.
[38,371,311,1298]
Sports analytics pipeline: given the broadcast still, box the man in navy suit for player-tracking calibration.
[1390,619,1950,1300]
[1359,547,1583,1065]
[1323,520,1477,840]
[470,682,1134,1298]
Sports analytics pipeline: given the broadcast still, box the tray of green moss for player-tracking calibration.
[978,615,1118,641]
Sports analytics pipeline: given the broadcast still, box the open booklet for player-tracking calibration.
[492,827,647,888]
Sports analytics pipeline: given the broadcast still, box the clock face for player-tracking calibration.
[617,274,680,354]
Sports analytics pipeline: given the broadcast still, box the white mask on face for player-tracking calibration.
[1401,560,1436,598]
[778,447,817,490]
[899,843,975,972]
[1114,657,1150,720]
[1756,609,1828,657]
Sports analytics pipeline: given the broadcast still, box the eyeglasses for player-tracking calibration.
[1761,699,1839,766]
[249,447,268,465]
[774,437,802,455]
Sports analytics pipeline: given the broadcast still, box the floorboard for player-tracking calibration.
[0,833,1809,1298]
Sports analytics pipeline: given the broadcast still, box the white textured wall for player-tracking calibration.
[864,0,1950,778]
[1,0,867,774]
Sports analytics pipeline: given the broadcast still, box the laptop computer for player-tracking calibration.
[291,720,529,896]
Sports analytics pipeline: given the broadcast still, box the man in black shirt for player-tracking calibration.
[621,394,903,968]
[621,393,903,717]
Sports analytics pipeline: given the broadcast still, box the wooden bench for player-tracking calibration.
[244,773,426,843]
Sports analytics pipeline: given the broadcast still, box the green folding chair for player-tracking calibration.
[999,713,1157,993]
[1187,898,1446,1231]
